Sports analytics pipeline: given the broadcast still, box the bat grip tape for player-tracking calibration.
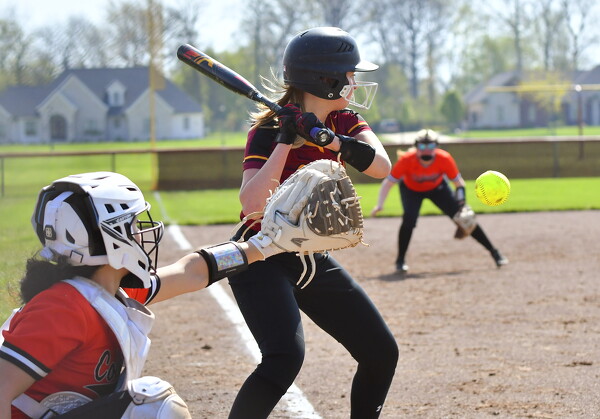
[197,241,248,286]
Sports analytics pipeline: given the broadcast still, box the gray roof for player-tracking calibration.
[572,64,600,85]
[0,67,202,117]
[464,70,520,105]
[0,85,54,117]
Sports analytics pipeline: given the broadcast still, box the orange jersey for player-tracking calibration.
[389,149,460,192]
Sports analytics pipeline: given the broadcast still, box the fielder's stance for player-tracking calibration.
[371,129,508,274]
[0,171,295,418]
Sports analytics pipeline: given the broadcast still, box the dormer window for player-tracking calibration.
[112,92,122,106]
[106,80,126,107]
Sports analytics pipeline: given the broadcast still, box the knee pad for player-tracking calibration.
[122,376,191,419]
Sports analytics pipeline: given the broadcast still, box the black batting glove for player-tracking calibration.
[275,104,302,144]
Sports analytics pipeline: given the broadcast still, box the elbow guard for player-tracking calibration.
[337,135,376,172]
[197,242,248,286]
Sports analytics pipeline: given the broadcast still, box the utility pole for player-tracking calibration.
[147,0,164,190]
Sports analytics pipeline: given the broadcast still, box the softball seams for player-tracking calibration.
[478,177,509,206]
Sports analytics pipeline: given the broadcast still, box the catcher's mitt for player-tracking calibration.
[453,204,477,239]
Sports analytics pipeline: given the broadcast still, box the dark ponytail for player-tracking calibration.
[20,254,99,303]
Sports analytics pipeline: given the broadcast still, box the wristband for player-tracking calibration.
[455,186,466,203]
[337,135,376,172]
[197,241,248,285]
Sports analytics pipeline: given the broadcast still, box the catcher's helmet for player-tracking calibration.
[282,27,378,109]
[31,172,163,288]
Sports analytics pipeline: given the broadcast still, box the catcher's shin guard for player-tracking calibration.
[198,241,249,285]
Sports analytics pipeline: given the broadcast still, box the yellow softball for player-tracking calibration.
[475,170,511,206]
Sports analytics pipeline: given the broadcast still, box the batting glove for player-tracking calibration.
[275,103,302,145]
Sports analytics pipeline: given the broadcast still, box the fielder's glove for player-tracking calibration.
[453,204,477,239]
[247,159,364,257]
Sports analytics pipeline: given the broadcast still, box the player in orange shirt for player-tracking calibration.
[0,171,280,419]
[371,129,508,274]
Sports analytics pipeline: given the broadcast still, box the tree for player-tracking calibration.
[487,0,529,72]
[532,0,564,71]
[105,1,150,66]
[562,0,599,70]
[440,90,465,129]
[240,0,313,86]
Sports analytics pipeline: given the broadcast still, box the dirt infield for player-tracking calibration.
[145,211,599,418]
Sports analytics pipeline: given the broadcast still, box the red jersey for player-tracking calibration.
[389,149,460,192]
[2,279,159,418]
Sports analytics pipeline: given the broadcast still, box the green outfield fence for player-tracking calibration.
[1,137,600,197]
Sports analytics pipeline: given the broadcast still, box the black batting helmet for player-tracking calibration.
[282,27,378,101]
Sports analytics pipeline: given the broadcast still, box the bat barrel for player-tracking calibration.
[177,44,282,114]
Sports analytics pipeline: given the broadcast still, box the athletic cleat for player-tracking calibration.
[491,249,508,267]
[395,261,409,274]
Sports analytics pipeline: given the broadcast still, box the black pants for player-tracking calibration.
[397,180,495,263]
[227,251,399,419]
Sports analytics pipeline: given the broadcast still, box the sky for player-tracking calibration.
[7,0,244,52]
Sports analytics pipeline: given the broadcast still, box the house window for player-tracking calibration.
[183,117,190,131]
[497,106,505,123]
[25,120,37,136]
[84,119,100,135]
[528,106,535,123]
[86,120,97,130]
[112,92,122,106]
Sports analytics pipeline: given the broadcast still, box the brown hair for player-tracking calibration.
[249,75,305,130]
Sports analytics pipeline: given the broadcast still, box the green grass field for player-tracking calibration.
[1,130,600,319]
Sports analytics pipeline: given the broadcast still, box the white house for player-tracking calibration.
[0,67,204,144]
[464,66,600,129]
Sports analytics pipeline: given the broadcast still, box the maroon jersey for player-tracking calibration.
[243,109,371,181]
[240,109,371,227]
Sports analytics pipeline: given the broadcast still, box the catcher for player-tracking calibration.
[371,129,508,274]
[0,170,333,418]
[227,27,398,419]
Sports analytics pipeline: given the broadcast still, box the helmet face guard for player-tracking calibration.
[339,79,378,110]
[283,27,378,109]
[32,172,164,288]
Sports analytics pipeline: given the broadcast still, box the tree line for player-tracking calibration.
[1,0,599,132]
